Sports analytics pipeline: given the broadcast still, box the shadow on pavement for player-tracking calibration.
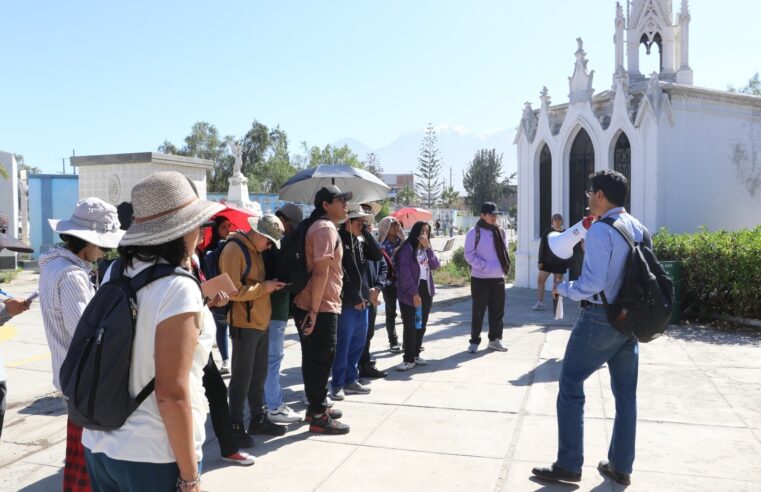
[510,358,563,386]
[18,469,63,492]
[17,396,67,417]
[666,325,761,346]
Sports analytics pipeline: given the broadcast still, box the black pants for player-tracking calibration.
[228,327,269,424]
[383,284,399,345]
[293,307,338,415]
[0,380,6,439]
[202,355,237,457]
[400,280,433,363]
[359,304,378,366]
[469,277,506,345]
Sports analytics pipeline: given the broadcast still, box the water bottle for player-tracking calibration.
[415,305,422,330]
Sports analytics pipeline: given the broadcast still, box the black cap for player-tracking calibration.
[480,202,502,215]
[314,185,353,208]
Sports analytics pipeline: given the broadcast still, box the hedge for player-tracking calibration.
[653,226,761,320]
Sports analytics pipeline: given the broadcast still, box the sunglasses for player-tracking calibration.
[585,189,598,198]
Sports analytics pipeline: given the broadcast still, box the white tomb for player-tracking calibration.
[72,152,213,205]
[0,152,20,269]
[515,0,761,289]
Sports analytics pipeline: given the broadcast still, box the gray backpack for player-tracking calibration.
[59,260,199,431]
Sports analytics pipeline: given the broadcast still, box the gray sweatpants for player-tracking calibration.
[228,327,269,423]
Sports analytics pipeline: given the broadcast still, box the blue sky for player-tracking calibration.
[1,0,758,174]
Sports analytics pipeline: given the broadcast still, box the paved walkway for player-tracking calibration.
[1,269,760,491]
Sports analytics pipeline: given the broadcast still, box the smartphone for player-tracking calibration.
[25,290,39,302]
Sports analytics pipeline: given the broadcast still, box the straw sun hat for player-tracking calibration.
[120,172,225,246]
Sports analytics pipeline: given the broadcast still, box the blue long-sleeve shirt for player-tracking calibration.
[555,208,649,303]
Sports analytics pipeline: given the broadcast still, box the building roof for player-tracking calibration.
[71,152,214,169]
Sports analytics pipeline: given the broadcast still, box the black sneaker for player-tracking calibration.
[359,364,388,379]
[531,464,581,483]
[598,460,631,486]
[231,422,254,449]
[390,342,402,353]
[305,407,343,422]
[248,413,287,436]
[308,412,350,435]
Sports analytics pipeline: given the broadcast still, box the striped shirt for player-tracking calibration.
[38,247,95,392]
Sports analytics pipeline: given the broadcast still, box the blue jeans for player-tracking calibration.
[332,306,368,389]
[264,319,288,411]
[212,309,229,362]
[556,304,639,475]
[85,449,201,492]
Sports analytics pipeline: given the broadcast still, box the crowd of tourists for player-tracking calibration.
[0,169,646,489]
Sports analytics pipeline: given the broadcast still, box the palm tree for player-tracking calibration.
[439,186,460,208]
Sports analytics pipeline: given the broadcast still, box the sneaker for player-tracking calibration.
[330,387,346,401]
[396,361,416,371]
[220,359,230,375]
[488,339,508,352]
[304,407,343,422]
[467,343,479,353]
[532,301,544,311]
[309,412,350,435]
[221,451,255,466]
[359,364,388,379]
[597,460,631,486]
[531,464,581,483]
[231,422,254,449]
[344,381,371,395]
[414,357,428,366]
[248,413,287,436]
[267,404,302,424]
[389,342,402,353]
[419,345,425,352]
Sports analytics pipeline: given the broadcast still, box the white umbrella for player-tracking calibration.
[279,164,390,205]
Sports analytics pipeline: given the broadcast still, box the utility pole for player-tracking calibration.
[62,158,66,174]
[449,166,453,188]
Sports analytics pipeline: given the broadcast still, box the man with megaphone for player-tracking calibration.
[532,170,648,487]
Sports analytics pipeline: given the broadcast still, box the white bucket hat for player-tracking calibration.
[120,171,225,246]
[48,198,125,249]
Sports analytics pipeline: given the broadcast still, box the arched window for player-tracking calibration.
[569,128,595,225]
[538,144,552,236]
[639,32,662,75]
[613,132,632,210]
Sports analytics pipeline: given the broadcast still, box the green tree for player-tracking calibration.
[258,126,296,193]
[396,185,418,206]
[728,73,761,95]
[363,152,383,178]
[308,144,363,168]
[415,123,443,208]
[439,185,460,208]
[12,154,40,177]
[158,121,231,192]
[463,149,503,215]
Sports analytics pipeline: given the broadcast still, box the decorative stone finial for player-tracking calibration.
[520,102,538,142]
[569,37,595,104]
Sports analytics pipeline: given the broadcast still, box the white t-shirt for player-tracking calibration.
[417,249,430,282]
[82,260,213,464]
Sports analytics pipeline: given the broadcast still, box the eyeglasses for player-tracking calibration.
[585,189,597,198]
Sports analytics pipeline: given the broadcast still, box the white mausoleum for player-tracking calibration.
[515,0,761,288]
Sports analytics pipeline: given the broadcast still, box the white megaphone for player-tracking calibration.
[547,218,591,260]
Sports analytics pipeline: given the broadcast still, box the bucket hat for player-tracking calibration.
[120,172,225,246]
[342,204,374,224]
[48,197,125,249]
[246,213,284,249]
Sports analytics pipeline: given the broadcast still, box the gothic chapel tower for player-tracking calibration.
[621,0,693,84]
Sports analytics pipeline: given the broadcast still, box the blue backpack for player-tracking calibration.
[59,259,199,430]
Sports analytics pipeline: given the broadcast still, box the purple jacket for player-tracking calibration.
[464,226,508,279]
[395,243,441,306]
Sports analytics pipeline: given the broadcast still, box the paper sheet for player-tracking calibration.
[554,296,564,320]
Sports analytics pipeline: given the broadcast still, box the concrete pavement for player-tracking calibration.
[1,268,761,491]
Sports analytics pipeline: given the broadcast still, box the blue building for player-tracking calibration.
[29,174,79,258]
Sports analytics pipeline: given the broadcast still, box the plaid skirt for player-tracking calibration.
[64,418,91,492]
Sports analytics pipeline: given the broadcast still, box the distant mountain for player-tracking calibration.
[334,124,517,192]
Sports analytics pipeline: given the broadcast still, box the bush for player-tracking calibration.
[432,242,517,286]
[653,226,761,320]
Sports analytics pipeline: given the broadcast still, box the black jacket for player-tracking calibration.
[338,227,382,307]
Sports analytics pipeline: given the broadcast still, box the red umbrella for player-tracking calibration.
[199,203,260,252]
[391,207,433,228]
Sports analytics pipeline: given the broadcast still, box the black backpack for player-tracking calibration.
[59,259,199,431]
[598,218,674,343]
[276,217,326,295]
[203,233,251,282]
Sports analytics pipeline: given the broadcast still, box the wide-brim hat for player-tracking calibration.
[341,204,374,224]
[246,213,284,249]
[48,197,125,249]
[120,172,225,246]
